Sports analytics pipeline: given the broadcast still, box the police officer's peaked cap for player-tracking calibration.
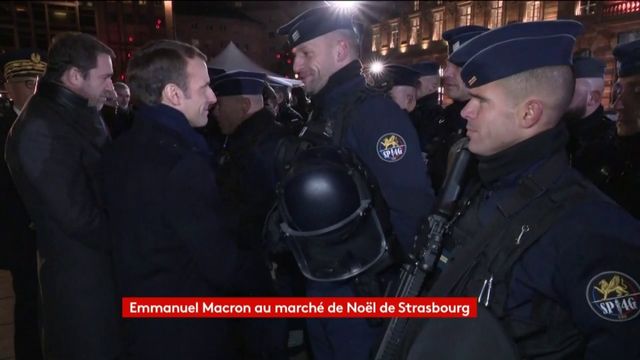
[276,6,357,48]
[449,20,583,67]
[0,48,47,81]
[385,64,421,87]
[442,25,489,56]
[212,70,266,96]
[573,56,605,79]
[613,39,640,78]
[267,76,291,90]
[410,61,440,76]
[459,20,584,89]
[207,67,225,80]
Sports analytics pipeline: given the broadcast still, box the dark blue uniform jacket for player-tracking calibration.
[408,126,640,359]
[309,61,435,254]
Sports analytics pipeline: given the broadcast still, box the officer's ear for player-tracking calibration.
[161,83,185,107]
[518,99,543,129]
[240,96,251,116]
[336,39,349,63]
[587,90,602,107]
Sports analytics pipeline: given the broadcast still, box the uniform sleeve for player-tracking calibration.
[16,119,109,251]
[345,96,435,252]
[551,202,640,359]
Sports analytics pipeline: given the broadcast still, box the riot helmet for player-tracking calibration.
[276,146,390,281]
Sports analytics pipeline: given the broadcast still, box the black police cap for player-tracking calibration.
[384,64,421,87]
[572,56,605,79]
[208,67,225,80]
[212,70,266,97]
[459,20,584,88]
[613,39,640,78]
[410,61,439,76]
[442,25,488,55]
[276,6,357,48]
[450,20,583,67]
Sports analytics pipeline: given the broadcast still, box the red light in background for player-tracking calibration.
[276,53,281,59]
[128,35,134,42]
[120,74,125,80]
[127,52,132,59]
[286,59,292,64]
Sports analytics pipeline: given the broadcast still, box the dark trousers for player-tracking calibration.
[306,282,383,360]
[3,232,43,360]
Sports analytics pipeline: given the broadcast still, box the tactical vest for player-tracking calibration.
[268,87,401,297]
[406,152,599,359]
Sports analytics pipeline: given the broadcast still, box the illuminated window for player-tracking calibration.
[523,1,542,22]
[488,1,503,28]
[413,1,420,11]
[576,0,597,16]
[409,17,420,45]
[458,4,472,26]
[390,22,399,49]
[432,10,443,40]
[372,32,380,52]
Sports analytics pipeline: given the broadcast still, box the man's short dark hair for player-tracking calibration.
[43,32,115,82]
[502,65,574,124]
[113,82,129,92]
[126,40,206,106]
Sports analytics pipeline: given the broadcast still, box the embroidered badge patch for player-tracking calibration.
[586,271,640,322]
[377,133,407,162]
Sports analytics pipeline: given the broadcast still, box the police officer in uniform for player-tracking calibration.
[564,56,618,191]
[0,48,45,360]
[213,70,289,359]
[419,26,487,192]
[609,40,640,219]
[409,61,442,145]
[200,66,227,154]
[441,26,488,139]
[403,20,640,359]
[409,61,451,190]
[269,77,305,135]
[410,61,441,132]
[384,64,421,113]
[275,5,435,360]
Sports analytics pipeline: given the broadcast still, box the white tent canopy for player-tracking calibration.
[208,41,303,87]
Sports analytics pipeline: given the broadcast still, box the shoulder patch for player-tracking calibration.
[586,271,640,322]
[377,133,407,163]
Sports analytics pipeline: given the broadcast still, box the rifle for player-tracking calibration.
[373,138,472,360]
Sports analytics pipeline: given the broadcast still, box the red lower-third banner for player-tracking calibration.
[122,297,477,318]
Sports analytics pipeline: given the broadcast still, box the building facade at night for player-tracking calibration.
[363,0,640,107]
[1,1,639,99]
[0,1,173,81]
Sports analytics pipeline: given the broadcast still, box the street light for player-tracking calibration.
[325,1,359,11]
[369,61,384,74]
